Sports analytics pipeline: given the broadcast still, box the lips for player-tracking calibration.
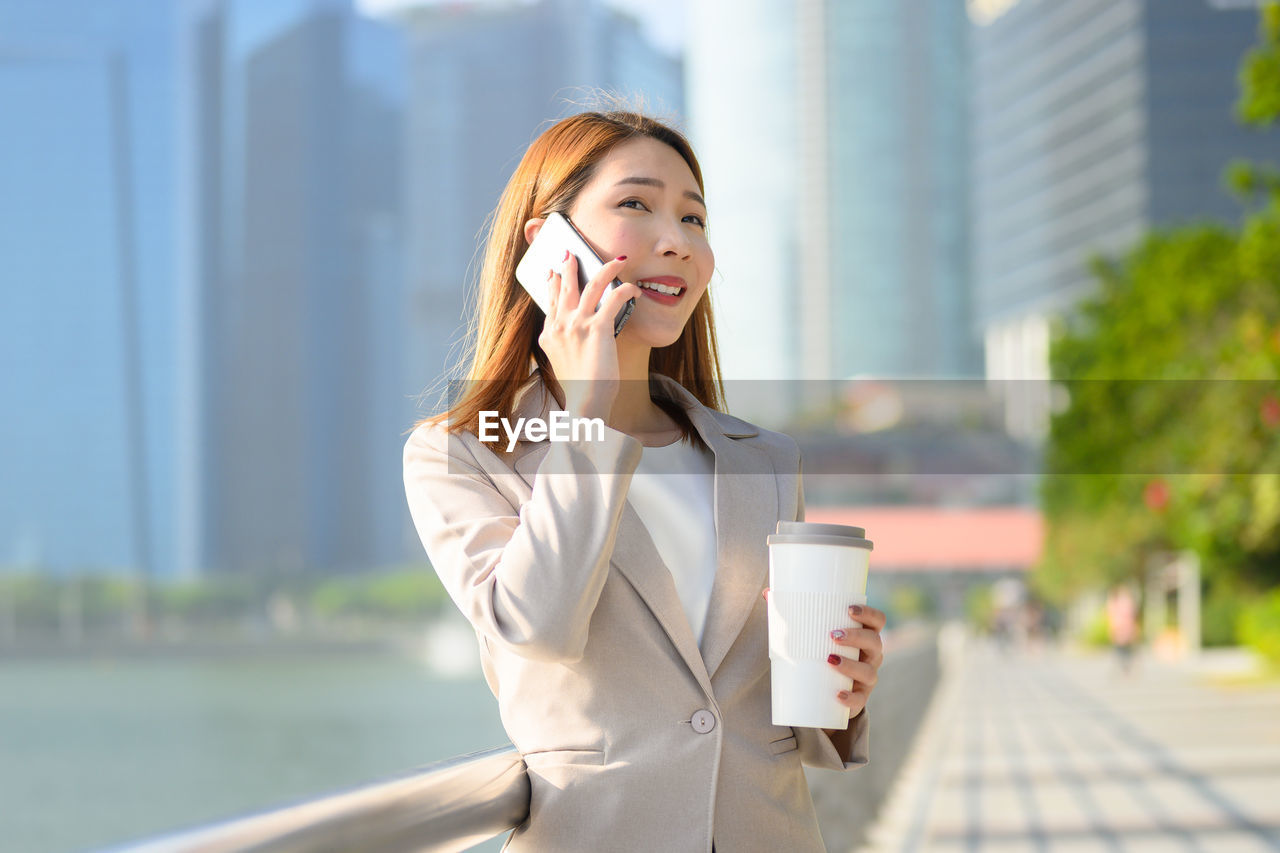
[635,276,687,303]
[638,286,683,305]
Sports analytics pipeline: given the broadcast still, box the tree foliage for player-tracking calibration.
[1036,5,1280,604]
[1238,2,1280,127]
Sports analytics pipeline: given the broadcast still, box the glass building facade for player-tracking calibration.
[179,0,407,576]
[825,0,978,380]
[0,1,180,576]
[689,0,980,398]
[686,0,801,387]
[2,0,683,580]
[973,0,1279,391]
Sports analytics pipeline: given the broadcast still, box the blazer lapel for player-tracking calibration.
[673,390,778,679]
[507,376,712,694]
[508,372,779,690]
[608,501,714,696]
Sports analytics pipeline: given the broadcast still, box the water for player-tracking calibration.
[0,648,509,852]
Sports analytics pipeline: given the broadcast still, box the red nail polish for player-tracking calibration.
[563,249,571,261]
[828,654,841,665]
[615,255,627,261]
[850,605,863,615]
[830,629,846,640]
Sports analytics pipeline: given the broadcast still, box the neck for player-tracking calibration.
[608,337,668,436]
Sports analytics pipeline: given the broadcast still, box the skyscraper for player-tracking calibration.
[178,0,407,576]
[688,0,981,399]
[822,0,978,381]
[687,0,801,391]
[972,0,1279,394]
[0,1,179,576]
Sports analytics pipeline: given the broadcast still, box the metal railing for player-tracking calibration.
[104,745,528,853]
[100,630,942,852]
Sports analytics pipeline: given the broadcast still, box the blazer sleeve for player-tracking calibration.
[792,449,871,771]
[404,421,643,664]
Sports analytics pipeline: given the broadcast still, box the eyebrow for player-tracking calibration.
[613,177,706,209]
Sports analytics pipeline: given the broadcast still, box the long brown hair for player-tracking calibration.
[414,109,727,452]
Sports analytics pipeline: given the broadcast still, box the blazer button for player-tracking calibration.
[691,709,716,734]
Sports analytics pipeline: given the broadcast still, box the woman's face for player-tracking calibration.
[528,136,713,350]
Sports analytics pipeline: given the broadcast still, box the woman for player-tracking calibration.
[403,109,885,852]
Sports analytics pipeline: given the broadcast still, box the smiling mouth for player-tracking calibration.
[637,280,686,296]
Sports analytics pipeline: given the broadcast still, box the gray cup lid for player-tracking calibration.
[769,521,873,551]
[776,521,866,539]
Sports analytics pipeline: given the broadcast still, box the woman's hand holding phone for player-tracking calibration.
[538,251,641,423]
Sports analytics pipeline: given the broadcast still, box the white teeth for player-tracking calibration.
[638,280,682,296]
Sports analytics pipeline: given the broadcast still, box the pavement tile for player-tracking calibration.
[857,634,1280,853]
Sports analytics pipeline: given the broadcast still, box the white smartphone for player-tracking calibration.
[514,212,635,337]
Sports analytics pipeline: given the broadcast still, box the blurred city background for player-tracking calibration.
[2,0,1279,850]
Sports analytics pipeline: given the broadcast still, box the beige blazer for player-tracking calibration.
[403,370,869,852]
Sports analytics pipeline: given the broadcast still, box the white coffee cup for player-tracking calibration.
[766,521,873,729]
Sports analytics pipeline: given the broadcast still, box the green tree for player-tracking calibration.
[1037,4,1280,604]
[1238,2,1280,128]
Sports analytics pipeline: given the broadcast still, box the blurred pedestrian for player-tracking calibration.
[1107,585,1138,675]
[992,577,1025,653]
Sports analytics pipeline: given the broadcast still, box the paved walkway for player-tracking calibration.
[862,634,1280,852]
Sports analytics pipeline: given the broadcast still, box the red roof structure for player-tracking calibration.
[803,506,1043,572]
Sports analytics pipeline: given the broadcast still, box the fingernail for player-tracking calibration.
[615,255,627,261]
[563,249,571,261]
[546,268,554,280]
[850,605,863,616]
[827,654,841,665]
[837,690,851,700]
[830,629,846,640]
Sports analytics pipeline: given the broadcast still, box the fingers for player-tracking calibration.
[836,688,869,716]
[847,604,886,632]
[545,264,560,320]
[557,250,580,314]
[601,279,641,322]
[830,626,883,668]
[826,652,877,689]
[580,254,631,317]
[544,260,569,324]
[552,253,632,325]
[829,612,884,708]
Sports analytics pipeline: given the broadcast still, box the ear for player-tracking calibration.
[523,217,545,247]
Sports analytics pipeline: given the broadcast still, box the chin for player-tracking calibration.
[625,323,686,350]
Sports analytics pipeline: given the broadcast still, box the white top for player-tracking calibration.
[625,437,718,646]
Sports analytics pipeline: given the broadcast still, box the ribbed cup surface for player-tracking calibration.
[767,536,871,728]
[768,591,859,662]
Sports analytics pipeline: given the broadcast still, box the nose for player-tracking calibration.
[655,215,693,260]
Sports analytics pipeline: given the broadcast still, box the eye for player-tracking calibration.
[619,198,649,211]
[684,213,707,229]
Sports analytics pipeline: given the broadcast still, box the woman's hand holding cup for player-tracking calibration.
[762,590,885,722]
[765,522,876,732]
[538,251,641,424]
[826,603,886,718]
